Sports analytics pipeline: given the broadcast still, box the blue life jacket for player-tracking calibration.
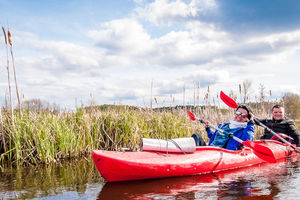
[210,123,243,148]
[207,122,254,150]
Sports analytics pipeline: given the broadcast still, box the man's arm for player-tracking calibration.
[286,120,300,147]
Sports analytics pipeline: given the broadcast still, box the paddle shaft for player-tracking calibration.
[193,116,243,144]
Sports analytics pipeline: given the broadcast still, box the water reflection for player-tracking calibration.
[0,158,102,199]
[0,157,299,199]
[98,157,300,200]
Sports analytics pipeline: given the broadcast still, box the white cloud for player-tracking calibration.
[86,17,230,68]
[88,18,152,56]
[251,30,300,53]
[14,31,103,72]
[85,8,300,72]
[135,0,217,26]
[182,69,230,83]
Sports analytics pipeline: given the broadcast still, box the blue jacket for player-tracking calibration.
[206,122,254,150]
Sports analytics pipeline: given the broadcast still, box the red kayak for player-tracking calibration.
[92,140,298,182]
[98,159,299,199]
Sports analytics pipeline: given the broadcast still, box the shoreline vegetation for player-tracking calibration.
[0,104,299,167]
[0,105,208,166]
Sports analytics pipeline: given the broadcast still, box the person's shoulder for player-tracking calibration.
[283,118,295,125]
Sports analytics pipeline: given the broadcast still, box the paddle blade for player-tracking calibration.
[242,140,277,163]
[220,91,238,109]
[186,110,196,121]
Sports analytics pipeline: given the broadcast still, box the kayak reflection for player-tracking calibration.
[97,158,300,200]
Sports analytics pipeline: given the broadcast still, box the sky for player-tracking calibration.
[1,0,300,110]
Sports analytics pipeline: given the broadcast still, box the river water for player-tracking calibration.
[1,156,300,200]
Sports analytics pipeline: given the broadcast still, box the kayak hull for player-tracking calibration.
[92,140,297,182]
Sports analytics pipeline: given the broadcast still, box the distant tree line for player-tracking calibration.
[4,92,300,120]
[21,99,60,113]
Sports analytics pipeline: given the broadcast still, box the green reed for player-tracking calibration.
[0,106,208,166]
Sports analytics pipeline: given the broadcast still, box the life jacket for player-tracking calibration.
[210,123,244,148]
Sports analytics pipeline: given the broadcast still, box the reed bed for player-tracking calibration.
[0,104,298,167]
[0,106,218,166]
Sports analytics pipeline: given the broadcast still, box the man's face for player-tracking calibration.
[272,107,284,120]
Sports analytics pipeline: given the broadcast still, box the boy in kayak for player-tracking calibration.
[192,105,254,150]
[255,105,300,146]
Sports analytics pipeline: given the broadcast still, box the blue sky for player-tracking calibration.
[1,0,300,109]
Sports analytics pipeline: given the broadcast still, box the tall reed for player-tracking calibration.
[0,106,209,166]
[0,109,5,152]
[7,28,22,112]
[1,26,14,128]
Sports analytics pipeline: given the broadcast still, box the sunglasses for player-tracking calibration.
[235,111,248,118]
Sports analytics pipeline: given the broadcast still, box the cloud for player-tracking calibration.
[182,69,229,83]
[135,0,217,26]
[85,14,300,71]
[151,69,229,99]
[88,18,152,56]
[14,31,103,74]
[87,17,230,68]
[85,1,300,72]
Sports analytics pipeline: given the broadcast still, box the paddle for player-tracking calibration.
[186,110,276,163]
[219,90,299,152]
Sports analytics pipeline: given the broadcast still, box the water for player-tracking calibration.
[0,158,103,199]
[1,156,300,200]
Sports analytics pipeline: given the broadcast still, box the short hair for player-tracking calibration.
[272,104,284,111]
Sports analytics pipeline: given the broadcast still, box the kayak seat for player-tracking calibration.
[192,133,207,146]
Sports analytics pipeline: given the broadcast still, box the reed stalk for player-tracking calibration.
[8,28,22,113]
[0,109,6,153]
[2,26,14,128]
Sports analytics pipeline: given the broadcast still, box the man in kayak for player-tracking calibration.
[192,105,254,150]
[255,104,300,146]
